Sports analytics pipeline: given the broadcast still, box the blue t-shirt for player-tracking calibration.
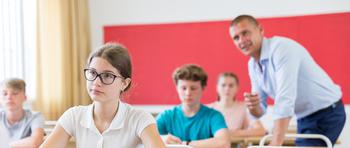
[0,109,44,141]
[156,104,227,141]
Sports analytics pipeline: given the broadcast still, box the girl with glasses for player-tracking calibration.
[41,43,165,148]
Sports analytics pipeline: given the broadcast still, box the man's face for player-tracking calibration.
[176,80,203,107]
[1,87,26,111]
[230,19,264,58]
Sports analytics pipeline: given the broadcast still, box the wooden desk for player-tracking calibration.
[231,137,246,148]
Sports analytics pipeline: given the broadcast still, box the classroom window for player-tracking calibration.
[0,0,37,100]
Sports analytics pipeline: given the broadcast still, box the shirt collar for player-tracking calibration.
[179,104,204,119]
[109,101,126,130]
[80,104,94,129]
[80,101,126,131]
[259,37,270,62]
[3,109,28,128]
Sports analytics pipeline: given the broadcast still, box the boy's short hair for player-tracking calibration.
[1,78,26,92]
[172,64,208,88]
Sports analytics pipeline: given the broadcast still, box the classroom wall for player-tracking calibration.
[103,13,350,105]
[89,0,350,50]
[88,0,350,147]
[89,0,350,105]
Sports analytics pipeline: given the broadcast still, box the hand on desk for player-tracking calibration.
[164,134,182,144]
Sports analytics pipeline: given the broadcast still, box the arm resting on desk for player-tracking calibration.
[40,124,71,148]
[140,124,166,148]
[189,128,230,148]
[269,117,291,146]
[10,128,45,148]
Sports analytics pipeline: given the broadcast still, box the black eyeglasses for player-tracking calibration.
[84,69,123,85]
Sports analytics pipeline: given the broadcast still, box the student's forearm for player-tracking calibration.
[40,125,70,148]
[270,117,291,146]
[189,138,230,148]
[10,135,44,148]
[140,124,166,148]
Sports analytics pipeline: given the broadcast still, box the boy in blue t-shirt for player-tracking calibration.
[0,78,45,147]
[156,64,230,148]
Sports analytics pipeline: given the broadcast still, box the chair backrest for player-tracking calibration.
[43,120,57,136]
[258,134,332,148]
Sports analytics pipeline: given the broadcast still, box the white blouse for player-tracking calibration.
[58,101,155,148]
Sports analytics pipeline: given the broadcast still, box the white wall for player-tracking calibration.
[88,0,350,147]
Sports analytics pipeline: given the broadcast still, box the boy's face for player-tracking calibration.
[1,87,26,111]
[176,80,203,107]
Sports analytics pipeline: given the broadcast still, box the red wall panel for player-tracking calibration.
[104,12,350,104]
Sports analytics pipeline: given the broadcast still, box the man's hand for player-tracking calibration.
[244,92,263,117]
[244,92,260,110]
[164,134,182,144]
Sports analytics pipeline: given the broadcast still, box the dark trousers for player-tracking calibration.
[295,100,346,146]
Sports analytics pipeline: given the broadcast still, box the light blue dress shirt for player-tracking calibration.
[248,36,342,120]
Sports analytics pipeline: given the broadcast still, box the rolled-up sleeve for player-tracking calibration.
[272,41,302,120]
